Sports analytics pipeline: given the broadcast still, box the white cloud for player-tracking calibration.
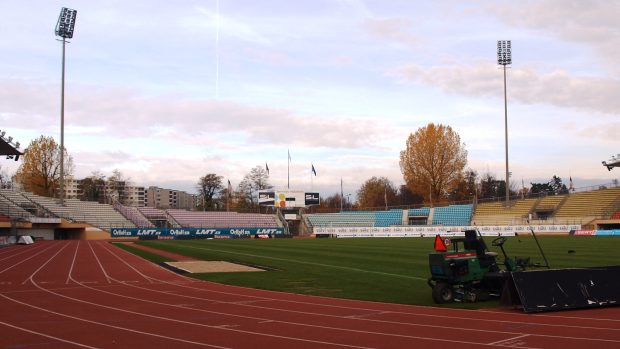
[485,0,620,72]
[395,62,620,115]
[363,18,420,47]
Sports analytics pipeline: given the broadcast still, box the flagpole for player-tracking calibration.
[340,177,344,211]
[287,149,290,189]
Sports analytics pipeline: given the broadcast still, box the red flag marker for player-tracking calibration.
[434,234,447,252]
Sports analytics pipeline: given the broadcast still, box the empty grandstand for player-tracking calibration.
[114,203,155,228]
[554,187,620,221]
[430,204,473,226]
[472,199,538,226]
[166,210,280,228]
[306,209,404,228]
[2,183,619,240]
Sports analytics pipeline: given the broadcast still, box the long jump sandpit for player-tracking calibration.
[165,261,265,273]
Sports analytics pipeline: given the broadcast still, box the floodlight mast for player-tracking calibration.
[497,40,512,204]
[55,7,77,206]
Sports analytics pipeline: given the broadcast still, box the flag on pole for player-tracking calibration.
[265,162,269,175]
[384,186,388,209]
[288,149,291,163]
[569,176,574,191]
[227,179,233,198]
[311,164,316,176]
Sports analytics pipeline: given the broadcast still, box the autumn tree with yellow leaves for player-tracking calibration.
[399,123,467,204]
[14,135,73,197]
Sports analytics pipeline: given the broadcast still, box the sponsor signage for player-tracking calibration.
[304,192,320,206]
[258,191,275,206]
[314,224,579,238]
[593,229,620,236]
[258,190,319,208]
[110,227,284,238]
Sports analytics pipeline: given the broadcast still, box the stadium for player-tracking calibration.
[2,123,620,348]
[2,3,620,348]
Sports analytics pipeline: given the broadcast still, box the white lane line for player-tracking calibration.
[86,241,112,284]
[79,244,550,348]
[86,242,378,349]
[101,244,620,341]
[0,292,230,349]
[135,242,620,327]
[488,334,531,346]
[0,320,100,349]
[66,240,79,284]
[0,242,58,274]
[21,242,71,284]
[178,243,428,281]
[21,241,232,349]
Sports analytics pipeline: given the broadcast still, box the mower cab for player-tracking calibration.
[427,230,506,303]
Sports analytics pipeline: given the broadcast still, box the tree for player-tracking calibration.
[235,166,272,209]
[318,193,346,211]
[196,173,223,210]
[399,123,467,204]
[0,164,11,189]
[106,169,130,204]
[396,185,424,206]
[478,172,518,200]
[448,169,478,202]
[530,175,568,196]
[549,175,568,195]
[14,135,73,197]
[79,171,106,202]
[356,176,398,209]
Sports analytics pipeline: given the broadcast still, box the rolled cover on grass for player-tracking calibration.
[506,266,620,313]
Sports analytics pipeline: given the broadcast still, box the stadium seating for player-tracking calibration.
[532,195,565,212]
[114,203,155,228]
[472,199,537,226]
[20,192,136,229]
[554,187,620,220]
[165,210,280,228]
[431,204,473,226]
[307,210,404,227]
[0,191,34,221]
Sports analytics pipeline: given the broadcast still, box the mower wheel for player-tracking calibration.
[432,282,455,304]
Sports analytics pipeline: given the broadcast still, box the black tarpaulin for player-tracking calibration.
[507,266,620,313]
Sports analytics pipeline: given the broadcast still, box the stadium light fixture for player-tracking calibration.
[55,7,77,206]
[497,40,512,204]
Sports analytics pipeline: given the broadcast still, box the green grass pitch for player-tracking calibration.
[116,236,620,309]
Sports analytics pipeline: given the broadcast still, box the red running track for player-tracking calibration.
[0,240,619,349]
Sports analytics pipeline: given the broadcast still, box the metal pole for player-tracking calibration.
[340,178,343,211]
[60,38,66,206]
[287,160,290,189]
[503,64,509,204]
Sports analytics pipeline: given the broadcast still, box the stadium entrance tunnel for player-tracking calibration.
[54,227,86,240]
[501,266,620,313]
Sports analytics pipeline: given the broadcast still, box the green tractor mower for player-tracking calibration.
[427,230,548,304]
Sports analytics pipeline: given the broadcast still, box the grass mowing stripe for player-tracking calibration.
[178,243,427,281]
[135,236,620,308]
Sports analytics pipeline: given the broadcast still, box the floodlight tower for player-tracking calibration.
[497,40,512,204]
[55,7,77,205]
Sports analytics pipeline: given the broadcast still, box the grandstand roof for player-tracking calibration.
[0,135,22,159]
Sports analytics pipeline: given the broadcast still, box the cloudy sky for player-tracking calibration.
[1,0,619,197]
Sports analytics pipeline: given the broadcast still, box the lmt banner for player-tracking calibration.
[110,227,284,238]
